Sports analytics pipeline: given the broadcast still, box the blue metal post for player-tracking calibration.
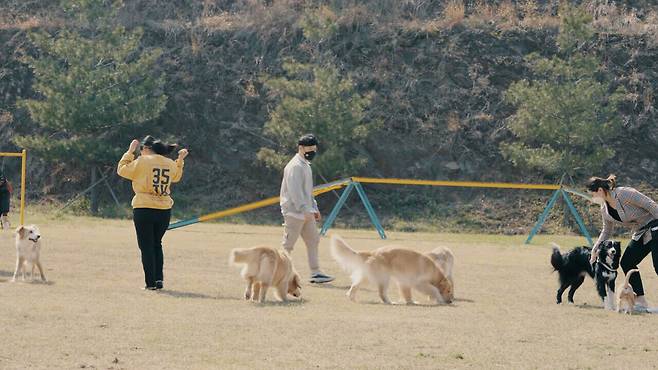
[525,189,561,244]
[320,182,355,236]
[354,182,387,239]
[168,217,201,230]
[561,190,593,246]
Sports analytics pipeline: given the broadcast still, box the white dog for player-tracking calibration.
[12,225,46,282]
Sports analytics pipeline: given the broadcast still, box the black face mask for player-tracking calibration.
[304,150,316,161]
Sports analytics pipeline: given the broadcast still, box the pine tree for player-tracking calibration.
[257,6,375,180]
[501,3,625,176]
[15,0,167,213]
[257,61,373,180]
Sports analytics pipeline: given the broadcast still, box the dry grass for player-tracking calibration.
[0,16,60,30]
[587,1,658,42]
[1,213,658,369]
[405,0,560,34]
[198,13,240,32]
[442,0,466,28]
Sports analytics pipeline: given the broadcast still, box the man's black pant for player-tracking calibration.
[620,228,658,296]
[133,208,171,288]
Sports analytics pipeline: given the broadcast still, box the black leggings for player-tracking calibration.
[133,208,171,287]
[620,230,658,296]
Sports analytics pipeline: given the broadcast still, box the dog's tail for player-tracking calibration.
[330,234,367,273]
[229,248,251,266]
[624,269,639,286]
[550,242,564,271]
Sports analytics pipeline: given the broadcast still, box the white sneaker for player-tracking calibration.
[0,217,9,230]
[633,304,649,313]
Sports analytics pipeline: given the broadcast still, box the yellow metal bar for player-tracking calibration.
[351,177,560,190]
[313,183,350,196]
[197,182,348,223]
[20,149,26,225]
[198,196,280,222]
[0,152,24,157]
[175,176,558,229]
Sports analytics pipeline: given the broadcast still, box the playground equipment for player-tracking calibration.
[168,176,592,245]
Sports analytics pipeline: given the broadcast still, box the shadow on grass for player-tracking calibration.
[252,298,306,307]
[309,284,472,303]
[360,300,459,307]
[0,277,55,285]
[157,289,229,300]
[573,303,657,315]
[308,283,353,290]
[29,280,55,285]
[305,283,376,292]
[574,303,603,310]
[0,270,13,278]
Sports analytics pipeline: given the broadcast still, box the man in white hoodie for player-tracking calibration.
[280,134,334,283]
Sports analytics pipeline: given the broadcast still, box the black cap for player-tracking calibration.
[298,134,318,147]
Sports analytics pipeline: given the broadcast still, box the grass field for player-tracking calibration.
[1,214,658,369]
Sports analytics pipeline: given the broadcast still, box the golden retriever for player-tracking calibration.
[12,225,46,282]
[426,247,454,286]
[330,235,453,305]
[617,269,639,314]
[229,246,302,303]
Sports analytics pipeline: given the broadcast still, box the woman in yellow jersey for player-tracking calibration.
[117,135,188,290]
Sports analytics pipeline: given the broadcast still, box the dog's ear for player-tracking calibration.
[291,273,301,290]
[294,274,301,289]
[14,226,26,239]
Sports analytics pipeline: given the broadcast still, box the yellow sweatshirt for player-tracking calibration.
[117,152,184,209]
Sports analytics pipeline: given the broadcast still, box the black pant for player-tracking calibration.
[620,229,658,296]
[0,191,9,215]
[133,208,171,287]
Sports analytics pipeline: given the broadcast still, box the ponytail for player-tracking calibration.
[586,174,617,193]
[140,135,178,156]
[151,141,177,156]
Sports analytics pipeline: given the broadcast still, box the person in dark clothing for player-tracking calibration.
[0,172,12,230]
[117,136,188,290]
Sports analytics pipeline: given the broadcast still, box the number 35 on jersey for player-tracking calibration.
[152,168,171,196]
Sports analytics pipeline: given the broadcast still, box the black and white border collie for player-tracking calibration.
[550,240,621,310]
